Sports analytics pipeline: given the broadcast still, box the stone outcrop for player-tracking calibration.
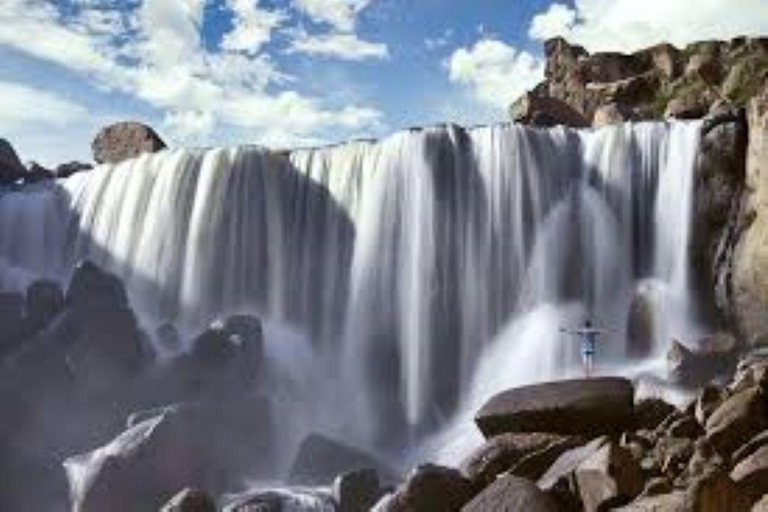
[512,36,768,126]
[0,138,26,185]
[92,121,166,164]
[474,377,634,438]
[461,474,557,512]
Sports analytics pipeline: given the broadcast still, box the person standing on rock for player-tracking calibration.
[560,320,606,377]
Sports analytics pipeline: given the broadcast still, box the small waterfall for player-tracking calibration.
[0,121,702,449]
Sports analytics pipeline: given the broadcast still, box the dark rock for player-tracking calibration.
[224,489,335,511]
[24,280,64,334]
[24,162,55,183]
[334,468,384,512]
[56,161,93,178]
[288,433,397,486]
[705,386,768,455]
[688,469,752,512]
[667,338,739,387]
[156,322,182,353]
[0,138,26,185]
[65,399,273,512]
[695,385,729,426]
[92,121,166,164]
[668,416,704,439]
[612,491,687,511]
[66,260,128,310]
[383,464,473,512]
[731,445,768,504]
[639,476,673,498]
[475,377,634,438]
[634,398,678,431]
[655,436,694,477]
[461,474,557,512]
[460,432,581,487]
[733,431,768,467]
[537,437,608,509]
[685,438,726,483]
[510,91,589,128]
[575,442,645,512]
[161,488,216,512]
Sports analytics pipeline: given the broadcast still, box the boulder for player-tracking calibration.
[66,260,128,310]
[92,121,166,164]
[223,489,335,512]
[24,280,64,334]
[510,92,589,128]
[654,436,694,477]
[733,431,768,467]
[381,464,473,512]
[705,386,768,455]
[667,338,739,387]
[334,468,385,512]
[634,398,678,431]
[668,416,704,439]
[0,138,26,185]
[695,386,729,425]
[160,488,216,512]
[538,437,608,508]
[65,399,273,512]
[474,377,634,438]
[612,491,687,511]
[685,438,726,482]
[688,469,751,512]
[574,442,645,512]
[24,162,55,183]
[288,433,397,486]
[731,445,768,504]
[460,432,581,487]
[461,474,557,512]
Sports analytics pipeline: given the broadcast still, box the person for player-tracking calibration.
[560,320,605,377]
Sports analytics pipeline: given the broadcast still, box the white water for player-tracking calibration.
[0,121,702,452]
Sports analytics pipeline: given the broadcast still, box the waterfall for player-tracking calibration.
[0,121,702,447]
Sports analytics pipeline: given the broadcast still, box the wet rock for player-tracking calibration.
[92,121,166,164]
[461,474,557,512]
[161,488,216,512]
[24,280,64,334]
[65,399,273,512]
[288,433,397,486]
[475,377,634,438]
[0,138,26,185]
[334,468,384,512]
[66,260,128,310]
[705,386,768,455]
[574,442,644,512]
[56,161,93,178]
[731,445,768,504]
[634,398,678,431]
[383,464,473,512]
[460,432,580,487]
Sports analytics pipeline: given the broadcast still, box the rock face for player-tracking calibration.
[0,138,26,185]
[474,377,634,438]
[510,92,589,128]
[461,474,558,512]
[574,442,645,511]
[512,37,768,126]
[92,121,166,164]
[705,386,768,455]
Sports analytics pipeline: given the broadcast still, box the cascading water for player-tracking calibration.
[0,121,702,456]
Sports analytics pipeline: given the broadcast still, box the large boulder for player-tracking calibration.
[378,464,473,512]
[460,432,581,487]
[65,399,273,512]
[334,468,385,512]
[537,437,609,509]
[705,386,768,455]
[288,433,397,486]
[0,138,26,185]
[92,121,166,164]
[667,337,740,387]
[474,378,634,438]
[461,474,557,512]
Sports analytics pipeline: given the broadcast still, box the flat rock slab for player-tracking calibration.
[475,377,634,438]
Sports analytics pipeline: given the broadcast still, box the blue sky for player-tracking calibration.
[2,0,768,165]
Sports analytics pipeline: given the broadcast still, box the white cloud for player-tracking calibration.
[448,39,545,110]
[529,0,768,52]
[0,81,88,131]
[528,3,576,41]
[293,0,373,32]
[221,0,287,55]
[0,0,384,154]
[289,30,388,60]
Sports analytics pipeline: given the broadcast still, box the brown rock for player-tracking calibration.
[731,445,768,504]
[593,103,634,128]
[753,494,768,511]
[460,475,557,512]
[733,430,768,467]
[635,398,678,431]
[538,437,608,509]
[92,121,166,164]
[705,386,768,455]
[509,91,589,128]
[459,432,579,487]
[688,469,751,512]
[575,442,645,512]
[695,386,729,426]
[612,491,687,511]
[385,464,473,512]
[474,377,634,438]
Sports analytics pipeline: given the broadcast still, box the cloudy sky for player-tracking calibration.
[2,0,768,165]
